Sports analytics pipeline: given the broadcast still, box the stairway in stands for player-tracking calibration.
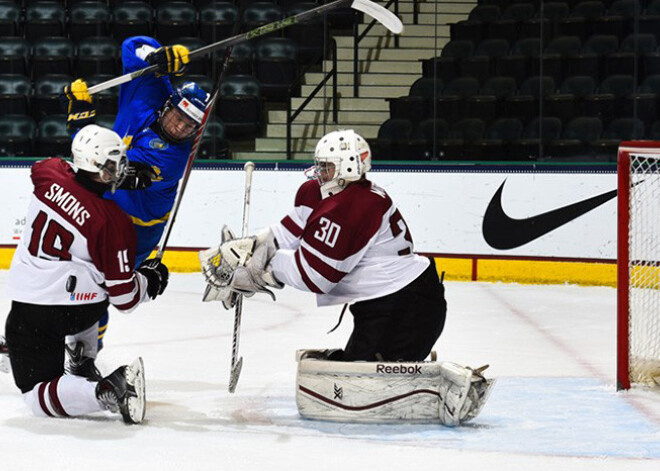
[233,0,476,160]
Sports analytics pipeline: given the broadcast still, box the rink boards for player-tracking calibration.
[0,162,618,285]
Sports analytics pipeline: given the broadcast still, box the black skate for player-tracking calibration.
[65,342,102,381]
[95,358,146,424]
[0,335,9,374]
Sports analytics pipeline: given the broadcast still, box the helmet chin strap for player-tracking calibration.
[320,178,348,199]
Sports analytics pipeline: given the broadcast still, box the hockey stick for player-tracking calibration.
[87,0,403,95]
[153,0,250,260]
[154,94,214,261]
[228,161,256,393]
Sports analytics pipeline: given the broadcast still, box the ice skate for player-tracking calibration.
[95,358,146,424]
[65,342,102,381]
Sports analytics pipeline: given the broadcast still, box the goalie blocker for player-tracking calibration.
[295,349,495,426]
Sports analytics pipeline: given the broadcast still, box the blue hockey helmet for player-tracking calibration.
[158,82,210,143]
[171,82,210,125]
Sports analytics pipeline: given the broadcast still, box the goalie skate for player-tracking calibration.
[96,357,146,424]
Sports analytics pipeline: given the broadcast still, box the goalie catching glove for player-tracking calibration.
[199,226,283,305]
[200,225,241,309]
[146,45,189,76]
[60,79,96,132]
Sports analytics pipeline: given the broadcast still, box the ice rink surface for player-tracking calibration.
[2,271,660,470]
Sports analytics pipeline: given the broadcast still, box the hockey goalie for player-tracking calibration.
[200,129,495,426]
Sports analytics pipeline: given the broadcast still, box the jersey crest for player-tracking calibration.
[149,138,169,150]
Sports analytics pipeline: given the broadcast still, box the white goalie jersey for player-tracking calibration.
[269,178,429,306]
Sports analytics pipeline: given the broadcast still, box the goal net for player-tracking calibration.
[618,142,660,390]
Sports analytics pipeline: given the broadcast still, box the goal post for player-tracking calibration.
[617,141,660,390]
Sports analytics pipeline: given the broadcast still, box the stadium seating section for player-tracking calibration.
[376,0,660,162]
[1,0,659,161]
[0,0,348,158]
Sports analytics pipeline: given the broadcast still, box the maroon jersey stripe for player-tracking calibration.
[48,377,69,417]
[38,382,54,417]
[107,279,138,297]
[113,291,141,311]
[300,246,347,283]
[294,250,323,294]
[281,216,303,238]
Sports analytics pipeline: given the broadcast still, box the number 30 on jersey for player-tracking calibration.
[314,217,341,248]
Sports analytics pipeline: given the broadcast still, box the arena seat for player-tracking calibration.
[31,36,74,80]
[254,37,299,100]
[0,37,30,75]
[35,114,70,157]
[76,36,120,77]
[32,73,72,120]
[0,74,32,116]
[216,74,263,138]
[199,1,238,44]
[0,114,36,157]
[113,1,154,43]
[24,1,66,41]
[155,1,198,46]
[0,1,21,37]
[68,1,111,41]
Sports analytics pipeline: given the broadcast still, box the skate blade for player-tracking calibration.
[124,357,146,424]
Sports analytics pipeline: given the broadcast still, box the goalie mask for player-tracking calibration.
[71,124,128,193]
[312,129,372,199]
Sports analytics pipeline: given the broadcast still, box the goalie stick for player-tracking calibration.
[228,161,256,393]
[86,0,404,95]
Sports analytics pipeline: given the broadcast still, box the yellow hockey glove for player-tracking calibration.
[146,45,190,76]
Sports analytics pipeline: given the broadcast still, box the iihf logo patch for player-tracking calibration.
[70,292,98,301]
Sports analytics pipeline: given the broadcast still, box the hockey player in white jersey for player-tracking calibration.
[200,129,495,426]
[3,124,169,424]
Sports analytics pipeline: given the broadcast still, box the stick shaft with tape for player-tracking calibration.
[228,161,255,393]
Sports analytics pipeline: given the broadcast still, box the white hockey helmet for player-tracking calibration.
[313,129,371,199]
[71,124,128,193]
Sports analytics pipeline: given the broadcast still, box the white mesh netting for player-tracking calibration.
[628,153,660,385]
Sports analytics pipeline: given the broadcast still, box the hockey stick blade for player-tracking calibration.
[351,0,404,34]
[228,357,243,393]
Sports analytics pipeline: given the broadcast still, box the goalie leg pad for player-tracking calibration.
[295,350,495,425]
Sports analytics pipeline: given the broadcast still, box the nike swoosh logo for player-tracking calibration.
[482,180,617,250]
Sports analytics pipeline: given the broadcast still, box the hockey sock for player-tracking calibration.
[23,375,103,418]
